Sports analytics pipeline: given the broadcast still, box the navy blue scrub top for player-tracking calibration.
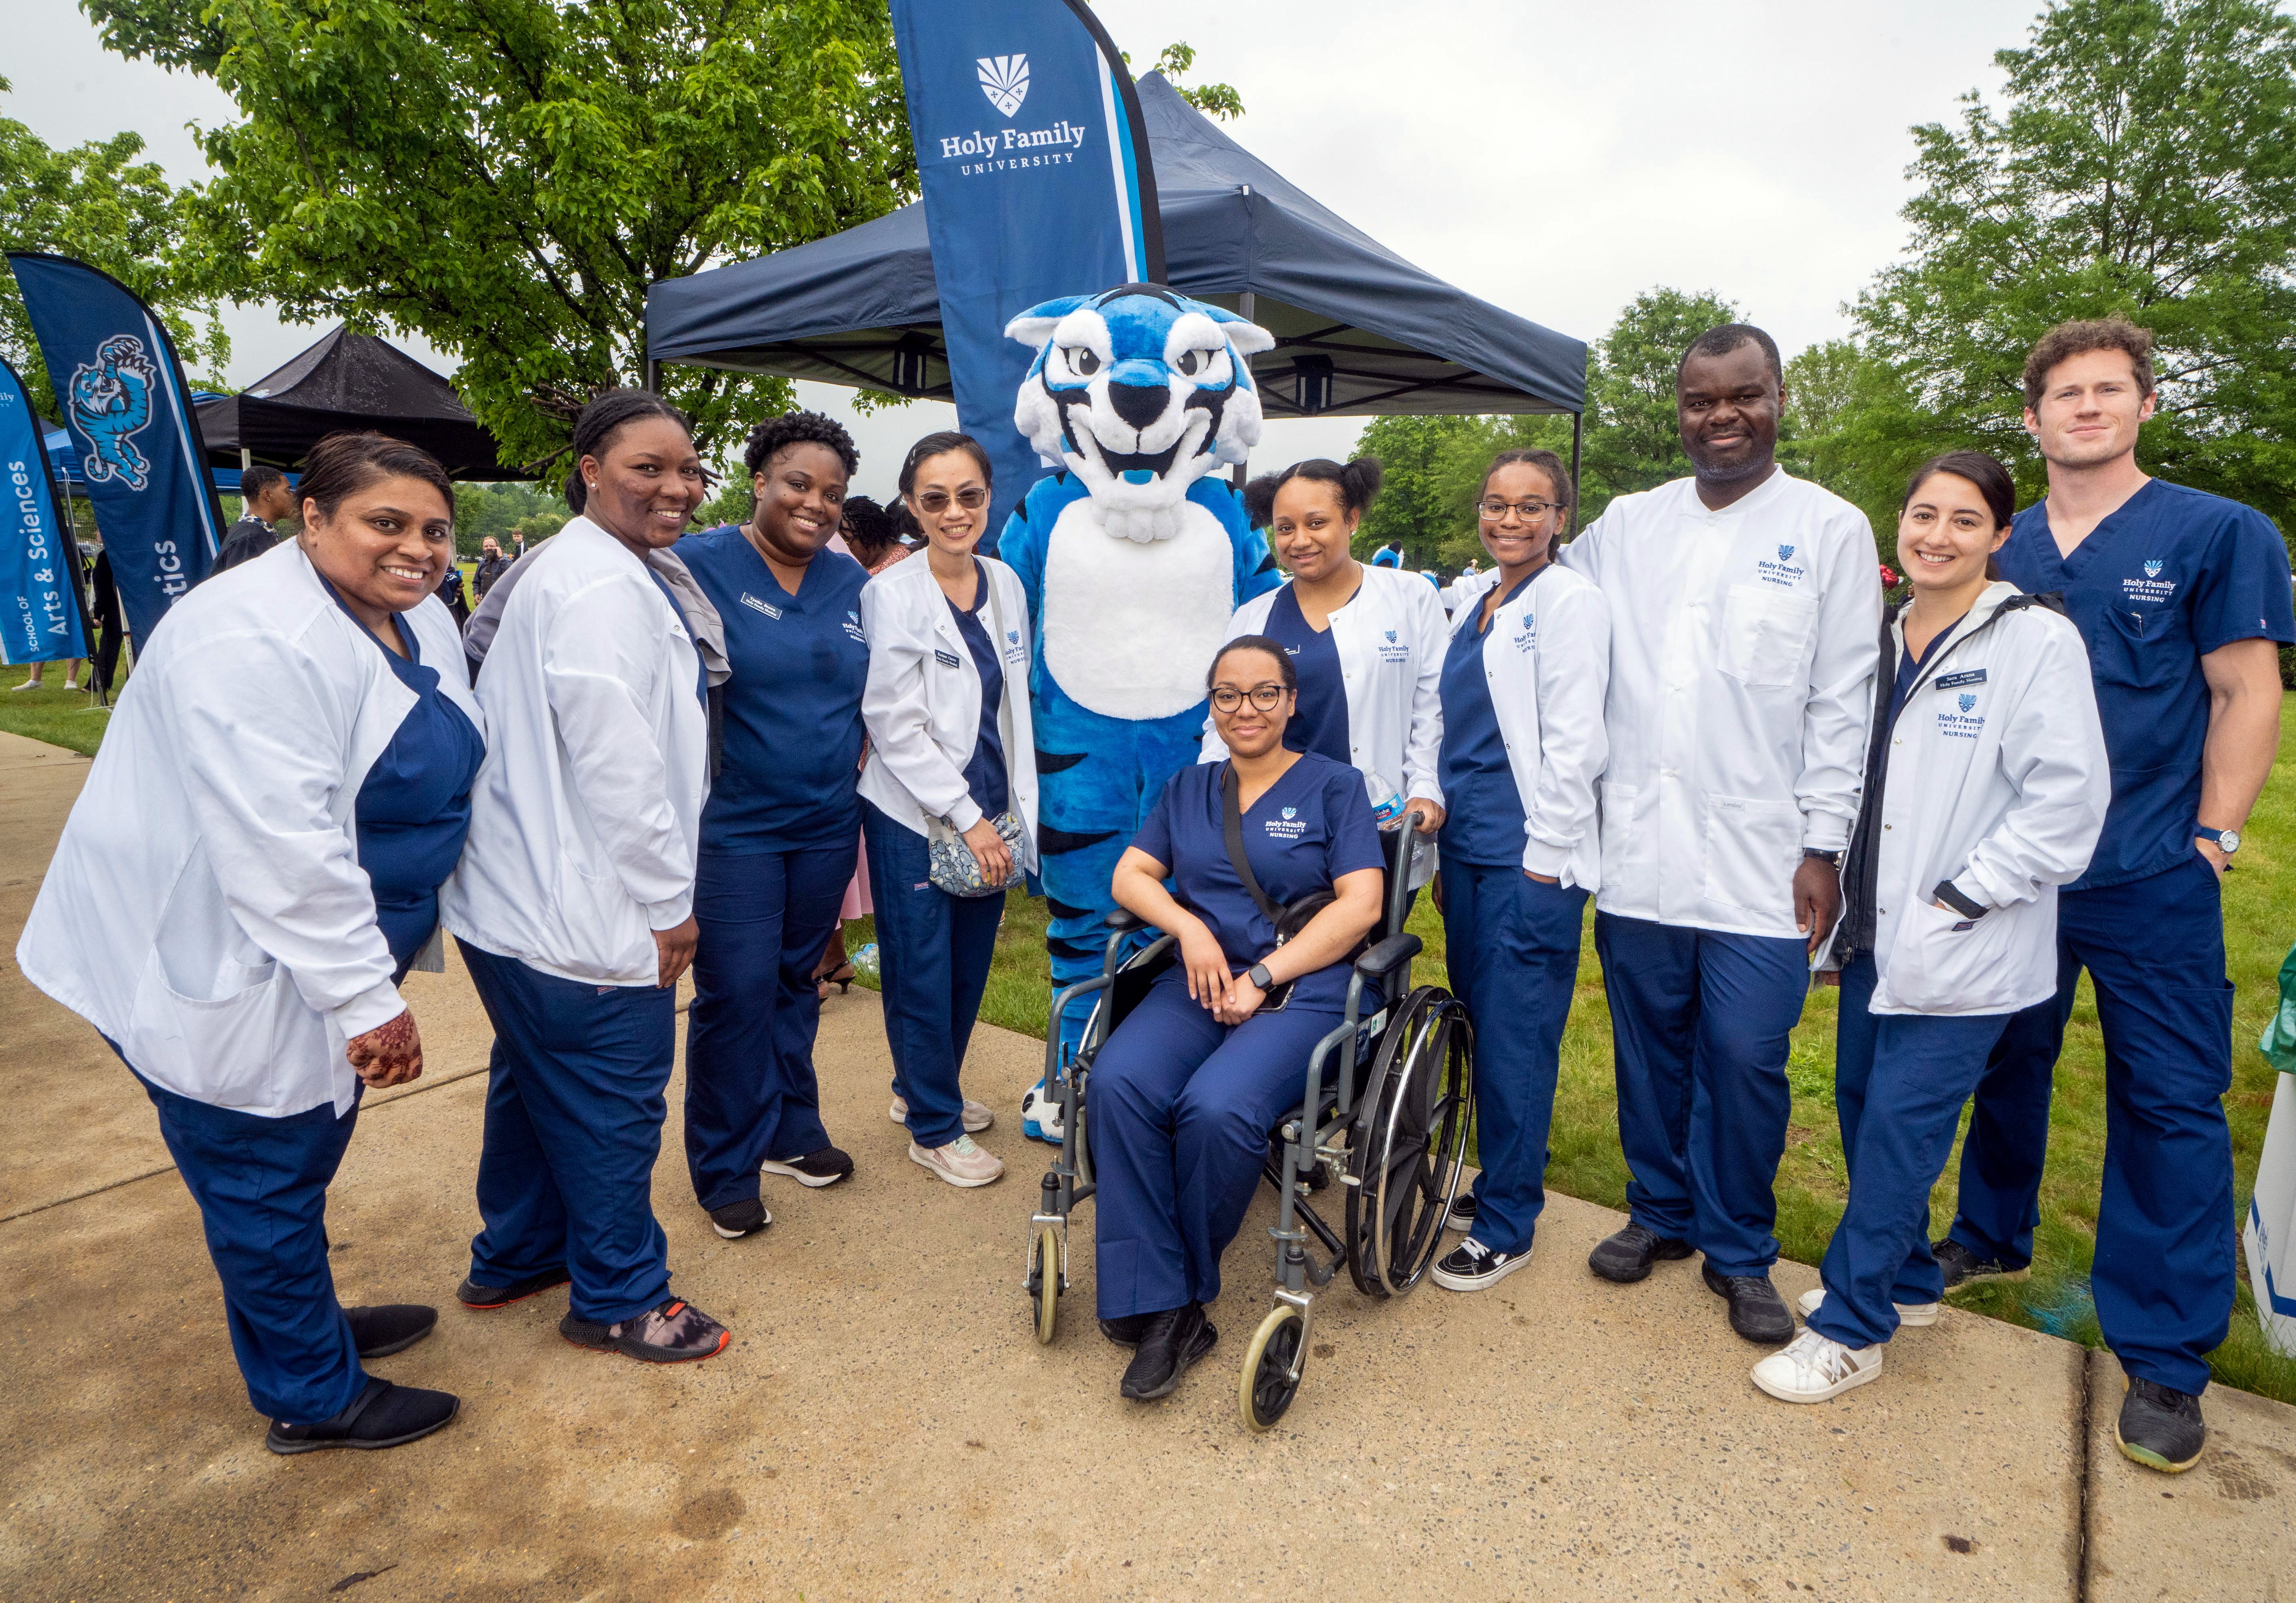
[948,559,1010,819]
[1129,751,1384,1010]
[1261,583,1352,765]
[334,600,485,973]
[1437,572,1537,869]
[1997,480,2295,889]
[1887,613,1963,729]
[676,525,872,853]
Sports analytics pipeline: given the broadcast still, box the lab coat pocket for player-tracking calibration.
[1719,584,1819,688]
[1599,781,1639,880]
[1882,899,2021,1015]
[1701,793,1800,923]
[554,851,639,979]
[123,951,291,1109]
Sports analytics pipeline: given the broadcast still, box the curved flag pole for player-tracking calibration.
[1056,0,1166,285]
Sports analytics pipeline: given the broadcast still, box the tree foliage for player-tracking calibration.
[0,76,228,416]
[1579,286,1741,523]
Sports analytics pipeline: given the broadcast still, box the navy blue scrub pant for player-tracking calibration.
[127,1064,368,1423]
[684,842,855,1209]
[864,802,1002,1150]
[1443,862,1588,1256]
[1594,913,1811,1276]
[460,941,677,1324]
[1807,956,2010,1349]
[1947,855,2235,1393]
[1091,973,1346,1318]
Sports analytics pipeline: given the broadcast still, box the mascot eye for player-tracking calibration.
[1177,351,1202,376]
[1065,347,1101,377]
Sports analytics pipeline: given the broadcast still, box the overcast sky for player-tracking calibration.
[10,0,2036,498]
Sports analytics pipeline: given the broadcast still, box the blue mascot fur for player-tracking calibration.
[996,284,1284,1141]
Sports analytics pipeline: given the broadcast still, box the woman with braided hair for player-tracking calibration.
[671,410,874,1240]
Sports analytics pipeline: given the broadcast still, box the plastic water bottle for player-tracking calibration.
[852,942,880,982]
[1364,770,1406,828]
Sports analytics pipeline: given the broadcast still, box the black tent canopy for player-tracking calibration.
[644,73,1586,425]
[195,325,519,480]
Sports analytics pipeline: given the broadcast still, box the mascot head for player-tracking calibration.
[1007,284,1274,544]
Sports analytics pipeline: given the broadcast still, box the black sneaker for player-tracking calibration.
[267,1378,459,1455]
[560,1297,731,1364]
[1119,1302,1217,1401]
[762,1147,855,1188]
[1701,1263,1794,1344]
[708,1197,771,1240]
[455,1266,571,1310]
[345,1304,437,1359]
[2117,1378,2207,1473]
[1099,1311,1154,1347]
[1588,1222,1694,1284]
[1432,1237,1530,1292]
[1446,1192,1479,1231]
[1932,1236,2029,1289]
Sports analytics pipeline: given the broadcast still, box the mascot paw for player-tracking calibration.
[1020,1079,1066,1146]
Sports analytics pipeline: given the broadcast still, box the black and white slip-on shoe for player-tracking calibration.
[1433,1237,1530,1292]
[345,1304,437,1359]
[560,1298,731,1364]
[761,1147,855,1188]
[2117,1378,2207,1473]
[708,1198,771,1240]
[1119,1303,1216,1401]
[1446,1191,1479,1231]
[267,1378,459,1455]
[455,1267,570,1310]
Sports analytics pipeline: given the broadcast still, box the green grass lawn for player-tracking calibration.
[0,669,117,755]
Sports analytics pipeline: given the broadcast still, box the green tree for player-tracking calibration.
[1351,414,1477,566]
[1579,286,1741,524]
[0,76,228,416]
[1845,0,2296,531]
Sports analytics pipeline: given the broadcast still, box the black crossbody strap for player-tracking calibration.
[1221,762,1285,927]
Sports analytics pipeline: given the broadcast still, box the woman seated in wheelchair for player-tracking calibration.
[1094,635,1387,1401]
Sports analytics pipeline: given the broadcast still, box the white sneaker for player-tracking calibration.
[889,1094,993,1133]
[908,1133,1004,1188]
[1796,1286,1940,1327]
[1752,1328,1883,1403]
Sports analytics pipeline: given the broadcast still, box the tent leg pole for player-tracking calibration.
[1231,292,1255,492]
[1569,410,1584,509]
[240,448,251,473]
[645,358,660,394]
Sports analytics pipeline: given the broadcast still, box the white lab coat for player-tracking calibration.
[1445,563,1612,888]
[1560,471,1881,938]
[1841,583,2107,1016]
[1199,564,1451,808]
[440,516,708,985]
[17,539,484,1118]
[857,553,1040,866]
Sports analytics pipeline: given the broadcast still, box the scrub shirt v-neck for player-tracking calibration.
[1262,582,1353,765]
[1437,570,1538,868]
[330,598,486,973]
[1887,612,1964,728]
[1996,479,2295,888]
[947,558,1010,819]
[1128,751,1384,1010]
[676,524,872,853]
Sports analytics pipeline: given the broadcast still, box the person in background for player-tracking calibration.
[17,430,483,1453]
[1560,323,1881,1345]
[472,536,512,600]
[11,656,83,692]
[1429,448,1610,1291]
[435,558,470,627]
[213,465,296,572]
[1758,451,2104,1404]
[1940,319,2295,1472]
[441,389,731,1364]
[674,412,873,1240]
[860,432,1038,1189]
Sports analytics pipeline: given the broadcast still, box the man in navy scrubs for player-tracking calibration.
[1944,318,2292,1473]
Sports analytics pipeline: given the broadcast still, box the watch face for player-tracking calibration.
[2219,830,2241,852]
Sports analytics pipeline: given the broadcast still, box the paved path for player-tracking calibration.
[2,731,2289,1601]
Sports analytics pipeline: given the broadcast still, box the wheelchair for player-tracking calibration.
[1022,812,1476,1431]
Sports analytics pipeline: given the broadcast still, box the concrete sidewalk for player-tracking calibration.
[3,729,2290,1601]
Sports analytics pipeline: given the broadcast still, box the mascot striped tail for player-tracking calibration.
[997,284,1284,1141]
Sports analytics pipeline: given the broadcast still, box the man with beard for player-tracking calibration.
[1561,324,1881,1344]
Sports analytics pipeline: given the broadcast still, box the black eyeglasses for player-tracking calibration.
[1209,684,1288,713]
[916,487,989,513]
[1477,497,1562,522]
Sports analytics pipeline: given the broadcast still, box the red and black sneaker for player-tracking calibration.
[560,1298,731,1364]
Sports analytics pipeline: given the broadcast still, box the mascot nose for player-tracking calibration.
[1105,380,1169,432]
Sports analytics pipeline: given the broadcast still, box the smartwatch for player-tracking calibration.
[1246,963,1274,991]
[2196,826,2242,855]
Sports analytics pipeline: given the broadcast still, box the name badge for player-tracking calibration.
[934,648,963,668]
[739,592,782,620]
[1934,668,1986,690]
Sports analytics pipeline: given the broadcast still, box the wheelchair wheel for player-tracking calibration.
[1345,987,1474,1299]
[1239,1304,1305,1433]
[1028,1223,1060,1345]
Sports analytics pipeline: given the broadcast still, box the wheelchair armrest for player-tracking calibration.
[1103,907,1147,933]
[1357,933,1421,976]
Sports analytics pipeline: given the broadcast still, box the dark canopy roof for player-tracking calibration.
[645,73,1585,418]
[194,325,519,480]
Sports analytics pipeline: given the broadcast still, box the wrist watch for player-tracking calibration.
[1246,963,1274,991]
[1802,848,1843,867]
[2197,826,2242,855]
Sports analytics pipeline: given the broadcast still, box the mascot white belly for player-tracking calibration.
[1041,495,1235,721]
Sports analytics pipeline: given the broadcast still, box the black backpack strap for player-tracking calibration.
[1221,762,1284,927]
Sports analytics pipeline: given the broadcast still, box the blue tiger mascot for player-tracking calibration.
[998,284,1284,1141]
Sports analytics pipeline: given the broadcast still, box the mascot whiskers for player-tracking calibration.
[998,285,1284,1139]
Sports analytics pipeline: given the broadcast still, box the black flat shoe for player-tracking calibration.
[1588,1222,1693,1284]
[345,1304,437,1359]
[1119,1302,1216,1401]
[456,1267,571,1310]
[1100,1311,1154,1347]
[1701,1262,1794,1344]
[267,1378,459,1455]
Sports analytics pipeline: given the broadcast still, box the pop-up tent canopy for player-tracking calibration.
[194,325,519,480]
[645,73,1586,428]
